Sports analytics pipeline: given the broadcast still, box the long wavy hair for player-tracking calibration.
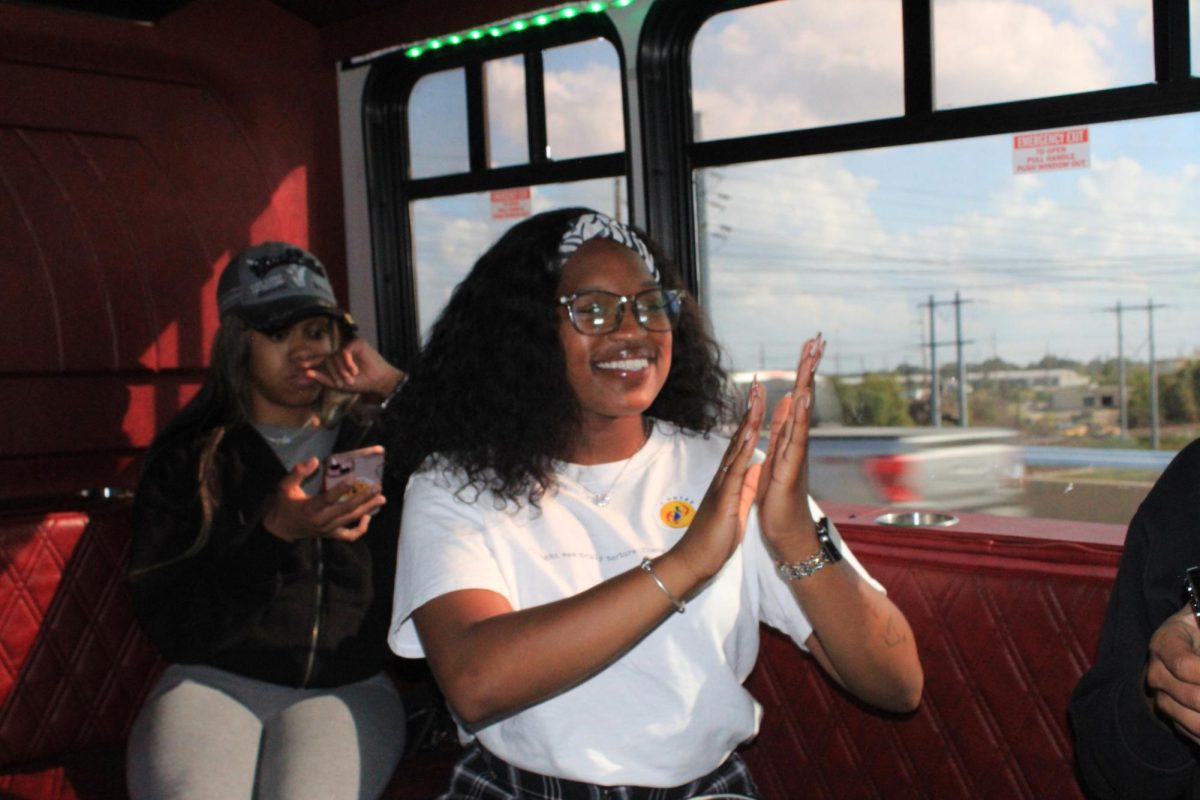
[386,207,733,506]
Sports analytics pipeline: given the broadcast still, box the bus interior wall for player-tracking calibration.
[0,0,336,504]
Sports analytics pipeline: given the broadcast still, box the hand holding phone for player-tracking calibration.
[324,446,385,504]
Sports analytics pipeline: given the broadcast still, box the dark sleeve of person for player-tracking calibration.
[1069,443,1200,799]
[126,436,292,664]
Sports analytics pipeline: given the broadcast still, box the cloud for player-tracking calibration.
[690,0,1149,137]
[702,126,1200,369]
[480,47,626,161]
[934,0,1130,107]
[544,49,625,159]
[692,1,903,137]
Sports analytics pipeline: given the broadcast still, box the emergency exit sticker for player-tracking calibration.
[490,187,532,220]
[1013,127,1090,174]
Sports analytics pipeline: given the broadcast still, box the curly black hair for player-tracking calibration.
[385,207,733,506]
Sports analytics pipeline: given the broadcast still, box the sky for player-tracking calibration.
[405,0,1200,377]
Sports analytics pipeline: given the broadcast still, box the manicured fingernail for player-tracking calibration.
[803,390,812,409]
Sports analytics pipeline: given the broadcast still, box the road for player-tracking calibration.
[1019,445,1175,524]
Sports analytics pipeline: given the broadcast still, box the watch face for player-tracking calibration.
[816,517,842,563]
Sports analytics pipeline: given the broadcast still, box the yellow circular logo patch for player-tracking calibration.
[659,499,696,529]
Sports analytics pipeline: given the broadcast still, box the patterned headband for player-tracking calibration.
[555,212,658,281]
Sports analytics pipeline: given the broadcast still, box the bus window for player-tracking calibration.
[691,0,903,140]
[696,112,1200,522]
[1193,0,1200,76]
[408,68,469,178]
[485,55,528,169]
[933,0,1154,109]
[410,180,630,337]
[543,38,625,160]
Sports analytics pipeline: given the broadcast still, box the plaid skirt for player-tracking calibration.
[438,741,762,800]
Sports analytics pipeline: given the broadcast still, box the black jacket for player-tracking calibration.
[1070,437,1200,800]
[128,414,400,689]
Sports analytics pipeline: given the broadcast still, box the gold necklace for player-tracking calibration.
[570,420,652,507]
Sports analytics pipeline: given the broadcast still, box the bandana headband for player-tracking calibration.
[555,212,658,281]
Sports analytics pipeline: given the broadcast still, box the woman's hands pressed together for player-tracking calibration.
[667,377,767,587]
[754,333,826,562]
[742,332,923,713]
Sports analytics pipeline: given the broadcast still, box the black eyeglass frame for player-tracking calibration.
[557,288,684,336]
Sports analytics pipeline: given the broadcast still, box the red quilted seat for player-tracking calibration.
[0,501,1122,800]
[741,519,1121,800]
[0,501,163,800]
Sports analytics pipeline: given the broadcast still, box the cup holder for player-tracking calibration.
[874,511,959,528]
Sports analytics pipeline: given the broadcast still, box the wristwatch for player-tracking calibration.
[776,517,842,581]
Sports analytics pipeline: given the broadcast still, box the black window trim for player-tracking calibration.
[362,15,631,367]
[638,0,1198,301]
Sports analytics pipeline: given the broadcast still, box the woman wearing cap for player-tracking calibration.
[387,208,923,799]
[126,242,409,799]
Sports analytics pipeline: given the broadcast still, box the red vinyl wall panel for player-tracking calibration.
[0,0,345,502]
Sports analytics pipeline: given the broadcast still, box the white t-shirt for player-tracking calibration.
[390,422,879,787]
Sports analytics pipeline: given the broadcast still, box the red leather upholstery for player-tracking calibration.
[0,502,162,799]
[741,521,1120,800]
[0,504,1121,800]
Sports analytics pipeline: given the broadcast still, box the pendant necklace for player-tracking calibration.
[257,418,316,447]
[572,421,652,507]
[583,453,638,507]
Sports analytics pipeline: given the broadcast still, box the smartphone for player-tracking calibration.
[1186,566,1200,626]
[323,446,385,503]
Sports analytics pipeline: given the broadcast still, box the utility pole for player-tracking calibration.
[923,294,973,427]
[928,295,939,426]
[1101,301,1129,437]
[954,292,971,427]
[1147,299,1166,450]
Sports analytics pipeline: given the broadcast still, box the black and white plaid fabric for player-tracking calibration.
[438,741,762,800]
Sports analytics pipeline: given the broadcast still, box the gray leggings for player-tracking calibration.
[127,663,407,800]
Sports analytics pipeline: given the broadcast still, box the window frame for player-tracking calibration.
[637,0,1199,304]
[362,14,631,367]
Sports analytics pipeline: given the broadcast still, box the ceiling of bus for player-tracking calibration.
[7,0,411,26]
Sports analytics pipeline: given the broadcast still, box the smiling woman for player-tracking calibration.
[555,239,674,451]
[382,207,922,799]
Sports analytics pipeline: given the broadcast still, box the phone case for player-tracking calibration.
[323,446,385,501]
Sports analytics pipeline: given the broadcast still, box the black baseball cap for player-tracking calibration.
[216,242,355,334]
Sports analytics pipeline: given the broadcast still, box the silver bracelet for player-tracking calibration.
[776,517,841,581]
[640,558,685,614]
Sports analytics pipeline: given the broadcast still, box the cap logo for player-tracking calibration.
[284,264,309,287]
[248,271,287,298]
[243,250,326,300]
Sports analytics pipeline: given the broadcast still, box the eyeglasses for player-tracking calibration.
[557,288,683,336]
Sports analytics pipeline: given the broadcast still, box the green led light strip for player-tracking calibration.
[403,0,636,59]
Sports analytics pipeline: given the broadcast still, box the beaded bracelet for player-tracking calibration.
[640,558,685,614]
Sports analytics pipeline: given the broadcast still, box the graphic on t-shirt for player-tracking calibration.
[659,498,696,528]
